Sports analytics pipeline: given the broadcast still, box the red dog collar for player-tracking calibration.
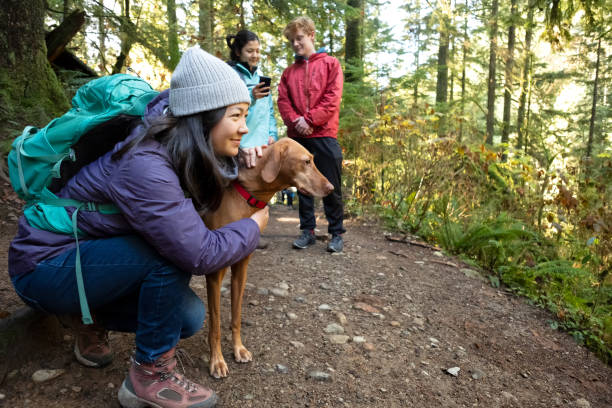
[232,181,267,209]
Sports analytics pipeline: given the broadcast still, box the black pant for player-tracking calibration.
[294,137,345,235]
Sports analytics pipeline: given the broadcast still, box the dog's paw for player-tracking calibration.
[234,345,252,363]
[209,359,229,379]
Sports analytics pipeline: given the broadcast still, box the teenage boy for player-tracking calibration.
[278,16,345,253]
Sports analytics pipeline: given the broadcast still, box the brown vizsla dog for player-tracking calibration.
[201,137,334,378]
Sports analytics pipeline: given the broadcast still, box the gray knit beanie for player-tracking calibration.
[169,46,250,117]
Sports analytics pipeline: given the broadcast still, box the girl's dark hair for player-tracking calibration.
[226,30,259,61]
[113,108,237,212]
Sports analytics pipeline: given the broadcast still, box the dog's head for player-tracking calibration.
[260,138,333,198]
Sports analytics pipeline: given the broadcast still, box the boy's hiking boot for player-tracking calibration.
[58,315,114,368]
[292,229,316,249]
[118,348,218,408]
[327,234,344,253]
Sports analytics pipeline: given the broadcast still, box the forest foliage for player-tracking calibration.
[1,0,611,361]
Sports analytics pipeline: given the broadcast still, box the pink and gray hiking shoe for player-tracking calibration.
[118,348,218,408]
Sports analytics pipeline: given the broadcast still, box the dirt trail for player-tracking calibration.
[0,200,611,407]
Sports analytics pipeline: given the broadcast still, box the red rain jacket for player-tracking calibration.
[277,52,343,139]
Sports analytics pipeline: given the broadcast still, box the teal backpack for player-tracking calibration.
[8,73,159,324]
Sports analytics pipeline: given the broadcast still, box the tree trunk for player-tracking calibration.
[485,0,499,145]
[414,6,421,105]
[586,36,602,160]
[45,10,86,63]
[167,0,180,70]
[435,0,451,136]
[516,3,534,150]
[449,35,455,103]
[459,0,468,142]
[0,0,70,139]
[98,4,107,73]
[112,0,135,74]
[198,0,214,53]
[345,0,364,82]
[62,0,70,21]
[501,0,517,160]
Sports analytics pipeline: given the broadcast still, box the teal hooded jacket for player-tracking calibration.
[229,61,278,148]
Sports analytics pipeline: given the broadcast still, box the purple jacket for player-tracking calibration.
[8,91,259,279]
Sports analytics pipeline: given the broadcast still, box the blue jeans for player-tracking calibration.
[11,235,205,363]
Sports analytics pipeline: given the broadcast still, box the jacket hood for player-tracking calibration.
[295,47,328,63]
[143,89,170,125]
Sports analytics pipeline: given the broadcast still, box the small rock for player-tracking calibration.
[275,364,289,374]
[471,369,485,380]
[324,323,344,334]
[501,391,518,402]
[0,393,5,400]
[372,313,385,319]
[390,321,400,327]
[244,394,254,400]
[521,372,529,378]
[428,337,439,344]
[363,342,375,351]
[352,336,366,343]
[433,251,444,257]
[318,304,332,311]
[286,312,298,320]
[414,261,425,265]
[220,286,229,296]
[308,370,332,382]
[32,369,65,383]
[277,282,289,290]
[71,386,81,393]
[328,335,350,344]
[256,288,269,295]
[191,283,205,290]
[446,367,460,377]
[294,296,306,303]
[353,302,379,313]
[575,398,591,408]
[335,312,347,325]
[460,268,487,282]
[107,382,115,388]
[270,287,289,297]
[290,341,305,348]
[249,299,259,306]
[412,317,425,326]
[319,283,331,290]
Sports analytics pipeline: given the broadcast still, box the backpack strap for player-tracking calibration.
[36,188,121,325]
[71,203,93,324]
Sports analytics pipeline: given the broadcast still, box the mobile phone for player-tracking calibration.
[259,76,271,88]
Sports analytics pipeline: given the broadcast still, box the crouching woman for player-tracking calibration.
[8,47,268,408]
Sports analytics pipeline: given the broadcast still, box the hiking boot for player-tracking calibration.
[293,229,316,249]
[327,234,344,253]
[118,348,218,408]
[58,315,114,368]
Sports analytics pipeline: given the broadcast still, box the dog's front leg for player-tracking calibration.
[231,255,252,363]
[206,268,229,378]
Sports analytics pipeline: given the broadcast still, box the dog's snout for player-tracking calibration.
[325,182,334,195]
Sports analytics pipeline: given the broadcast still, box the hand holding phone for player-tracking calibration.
[259,76,271,88]
[253,76,272,100]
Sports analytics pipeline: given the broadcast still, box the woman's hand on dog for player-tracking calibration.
[250,206,269,232]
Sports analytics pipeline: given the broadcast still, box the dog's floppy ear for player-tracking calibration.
[261,143,287,183]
